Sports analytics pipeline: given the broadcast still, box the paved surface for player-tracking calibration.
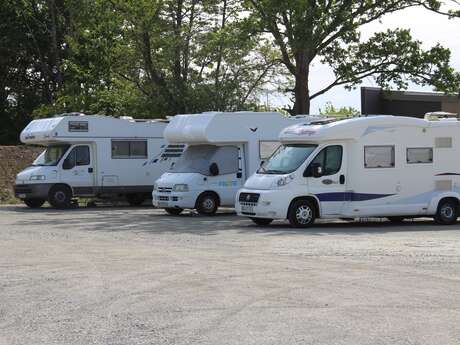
[1,205,460,345]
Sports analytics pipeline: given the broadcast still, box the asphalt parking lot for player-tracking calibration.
[1,205,460,345]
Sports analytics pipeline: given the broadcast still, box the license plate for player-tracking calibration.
[241,205,254,213]
[18,194,26,199]
[158,202,169,207]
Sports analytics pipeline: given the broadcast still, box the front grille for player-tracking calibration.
[158,187,172,193]
[239,201,257,207]
[238,192,260,203]
[15,185,32,194]
[158,196,169,201]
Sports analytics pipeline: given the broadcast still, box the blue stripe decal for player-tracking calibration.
[316,192,395,202]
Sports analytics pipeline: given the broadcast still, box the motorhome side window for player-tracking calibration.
[407,148,433,164]
[68,121,88,132]
[111,140,148,159]
[309,145,343,176]
[364,146,395,168]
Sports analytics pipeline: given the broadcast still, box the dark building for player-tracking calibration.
[361,87,460,118]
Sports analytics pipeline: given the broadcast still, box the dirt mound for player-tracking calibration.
[0,145,42,203]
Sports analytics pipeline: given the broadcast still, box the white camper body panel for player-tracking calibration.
[15,115,177,204]
[236,115,460,222]
[153,112,328,212]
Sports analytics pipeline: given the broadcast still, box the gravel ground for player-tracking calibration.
[1,205,460,345]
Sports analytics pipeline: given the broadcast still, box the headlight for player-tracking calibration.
[152,183,157,191]
[275,174,294,187]
[173,184,189,192]
[29,175,46,181]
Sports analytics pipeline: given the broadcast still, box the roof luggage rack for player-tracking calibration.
[424,112,459,121]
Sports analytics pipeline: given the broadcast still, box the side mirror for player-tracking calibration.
[312,163,323,178]
[63,158,74,170]
[259,160,265,166]
[304,163,323,178]
[209,162,219,176]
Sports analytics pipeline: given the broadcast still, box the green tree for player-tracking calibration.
[319,102,359,117]
[54,0,280,117]
[0,0,71,143]
[244,0,460,114]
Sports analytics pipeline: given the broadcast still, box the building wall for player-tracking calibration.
[361,87,460,118]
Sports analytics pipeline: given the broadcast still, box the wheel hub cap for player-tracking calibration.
[203,198,214,210]
[441,205,454,218]
[55,191,66,202]
[296,205,312,224]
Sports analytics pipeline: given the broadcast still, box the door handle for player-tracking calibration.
[339,174,345,184]
[88,167,93,173]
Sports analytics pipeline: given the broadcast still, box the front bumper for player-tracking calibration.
[14,183,53,200]
[235,189,290,220]
[152,190,199,209]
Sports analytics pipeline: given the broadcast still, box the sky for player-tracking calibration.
[268,7,460,114]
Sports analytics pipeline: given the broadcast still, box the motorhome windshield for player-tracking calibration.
[32,145,70,166]
[258,144,317,174]
[169,145,238,176]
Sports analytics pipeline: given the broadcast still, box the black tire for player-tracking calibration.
[165,207,183,216]
[48,185,73,209]
[288,199,316,228]
[250,217,273,226]
[196,193,218,216]
[434,199,458,225]
[387,216,406,223]
[126,193,146,206]
[23,198,45,209]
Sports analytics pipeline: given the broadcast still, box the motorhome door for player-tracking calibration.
[60,145,95,194]
[306,144,347,216]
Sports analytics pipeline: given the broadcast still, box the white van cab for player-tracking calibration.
[236,114,460,227]
[153,111,329,215]
[15,113,181,208]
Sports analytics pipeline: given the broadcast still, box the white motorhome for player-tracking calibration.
[236,114,460,227]
[15,113,183,208]
[152,111,330,215]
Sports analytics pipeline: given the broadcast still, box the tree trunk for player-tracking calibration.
[292,51,310,115]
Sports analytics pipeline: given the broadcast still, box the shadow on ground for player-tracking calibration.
[2,204,451,237]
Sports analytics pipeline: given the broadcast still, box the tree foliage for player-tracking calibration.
[1,0,460,144]
[244,0,460,114]
[319,102,360,117]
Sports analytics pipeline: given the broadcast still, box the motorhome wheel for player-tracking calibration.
[288,199,316,228]
[196,193,218,216]
[434,199,458,225]
[165,208,183,215]
[48,185,72,209]
[250,218,273,226]
[23,199,45,209]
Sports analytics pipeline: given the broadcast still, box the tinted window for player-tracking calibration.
[68,121,88,132]
[76,146,90,165]
[112,140,148,159]
[309,145,343,176]
[130,141,147,158]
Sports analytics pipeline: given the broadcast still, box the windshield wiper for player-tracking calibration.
[264,169,286,174]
